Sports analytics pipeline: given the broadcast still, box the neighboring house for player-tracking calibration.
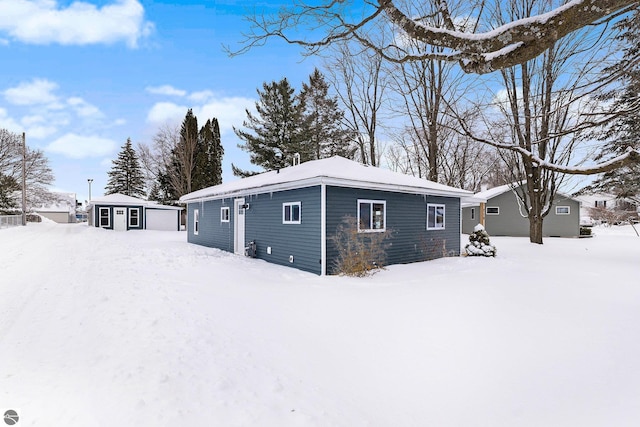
[462,183,581,237]
[87,194,182,231]
[574,192,638,224]
[34,193,77,223]
[179,156,475,276]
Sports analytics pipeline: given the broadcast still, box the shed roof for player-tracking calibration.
[88,193,182,210]
[180,156,474,202]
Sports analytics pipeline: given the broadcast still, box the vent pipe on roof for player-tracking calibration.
[293,152,300,166]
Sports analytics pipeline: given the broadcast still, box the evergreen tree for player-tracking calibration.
[233,78,307,176]
[299,68,356,160]
[105,138,146,198]
[586,12,640,202]
[0,173,19,211]
[193,118,224,190]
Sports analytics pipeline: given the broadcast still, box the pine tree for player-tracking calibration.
[193,118,224,190]
[299,68,355,160]
[233,78,307,175]
[586,12,640,202]
[105,138,146,198]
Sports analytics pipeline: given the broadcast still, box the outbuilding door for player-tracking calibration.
[234,198,245,255]
[114,208,127,231]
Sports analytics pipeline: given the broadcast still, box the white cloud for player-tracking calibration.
[0,0,153,48]
[0,107,21,132]
[4,78,59,106]
[46,133,117,158]
[67,97,104,118]
[188,90,214,103]
[146,85,187,97]
[146,97,254,136]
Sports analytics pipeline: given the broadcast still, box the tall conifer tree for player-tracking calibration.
[105,138,146,198]
[233,78,307,176]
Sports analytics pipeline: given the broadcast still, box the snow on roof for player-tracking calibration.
[88,194,182,210]
[180,156,474,202]
[467,182,580,206]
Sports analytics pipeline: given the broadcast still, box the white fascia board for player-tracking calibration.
[181,176,471,203]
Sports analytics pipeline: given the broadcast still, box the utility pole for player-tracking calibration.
[21,132,26,226]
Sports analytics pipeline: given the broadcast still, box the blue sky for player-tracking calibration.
[0,0,321,203]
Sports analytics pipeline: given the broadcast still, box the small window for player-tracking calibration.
[486,206,500,215]
[221,206,230,222]
[556,206,570,215]
[427,204,445,230]
[283,202,301,224]
[99,207,110,228]
[129,208,140,227]
[595,200,607,208]
[358,200,386,232]
[470,208,475,220]
[193,209,199,235]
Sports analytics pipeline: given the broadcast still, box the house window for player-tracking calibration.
[193,209,199,235]
[595,200,607,208]
[427,204,445,230]
[556,206,570,215]
[221,206,230,222]
[358,200,386,232]
[99,207,110,228]
[471,208,475,220]
[129,208,140,227]
[283,202,301,224]
[486,206,500,215]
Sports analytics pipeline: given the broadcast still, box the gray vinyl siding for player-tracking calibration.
[481,191,580,237]
[325,186,460,274]
[244,186,322,275]
[186,199,234,251]
[461,206,479,234]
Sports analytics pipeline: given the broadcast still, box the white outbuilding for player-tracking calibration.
[87,194,182,231]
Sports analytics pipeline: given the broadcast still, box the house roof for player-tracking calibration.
[179,156,475,202]
[463,182,580,207]
[88,193,182,210]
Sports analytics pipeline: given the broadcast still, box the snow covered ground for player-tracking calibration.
[1,221,639,426]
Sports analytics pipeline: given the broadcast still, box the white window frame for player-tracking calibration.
[556,206,570,215]
[358,199,386,232]
[128,208,140,227]
[427,203,446,230]
[486,206,500,215]
[99,207,110,228]
[221,206,230,223]
[282,202,301,224]
[193,209,199,235]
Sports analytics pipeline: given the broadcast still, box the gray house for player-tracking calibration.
[179,156,474,275]
[87,194,182,231]
[462,183,581,237]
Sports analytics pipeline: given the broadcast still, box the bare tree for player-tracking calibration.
[231,0,637,74]
[324,40,390,166]
[457,1,629,243]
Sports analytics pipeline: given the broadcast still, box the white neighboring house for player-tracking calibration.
[87,194,182,231]
[34,193,77,223]
[574,192,639,225]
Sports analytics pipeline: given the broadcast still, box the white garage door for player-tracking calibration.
[145,209,178,231]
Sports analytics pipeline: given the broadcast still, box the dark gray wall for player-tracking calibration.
[244,186,322,274]
[187,199,233,251]
[325,187,460,274]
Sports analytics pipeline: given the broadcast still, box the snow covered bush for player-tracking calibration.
[330,216,391,277]
[465,224,497,257]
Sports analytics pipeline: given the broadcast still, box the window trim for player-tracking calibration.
[128,207,140,228]
[99,207,110,228]
[282,202,301,224]
[486,206,500,215]
[427,203,446,230]
[221,206,230,223]
[556,206,570,215]
[357,199,386,232]
[193,209,199,235]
